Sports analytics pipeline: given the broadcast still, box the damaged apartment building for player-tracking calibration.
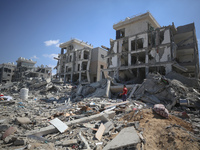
[102,12,199,82]
[0,57,52,83]
[55,38,108,83]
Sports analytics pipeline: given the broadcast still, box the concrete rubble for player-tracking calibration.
[0,12,200,150]
[0,72,199,150]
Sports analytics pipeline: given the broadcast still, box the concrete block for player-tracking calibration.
[16,117,31,124]
[13,139,26,146]
[95,123,105,141]
[62,139,77,146]
[103,121,114,135]
[103,127,140,150]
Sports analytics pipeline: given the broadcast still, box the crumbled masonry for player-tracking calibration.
[0,12,200,150]
[0,72,200,150]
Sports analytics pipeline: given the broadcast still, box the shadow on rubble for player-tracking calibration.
[152,111,167,119]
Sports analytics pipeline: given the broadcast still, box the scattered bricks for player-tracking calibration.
[4,136,17,144]
[16,117,31,124]
[2,127,17,140]
[13,139,26,146]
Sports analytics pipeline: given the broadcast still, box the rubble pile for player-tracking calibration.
[0,73,200,150]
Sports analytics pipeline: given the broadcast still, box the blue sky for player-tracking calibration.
[0,0,200,74]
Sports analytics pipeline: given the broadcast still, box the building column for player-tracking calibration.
[145,67,149,77]
[79,72,81,83]
[165,64,172,75]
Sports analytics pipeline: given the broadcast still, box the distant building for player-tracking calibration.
[103,12,199,82]
[0,57,52,83]
[55,38,108,83]
[0,63,16,83]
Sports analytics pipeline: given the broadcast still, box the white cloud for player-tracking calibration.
[44,39,60,46]
[43,53,58,61]
[56,43,60,47]
[31,55,39,59]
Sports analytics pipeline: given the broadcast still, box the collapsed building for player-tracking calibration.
[0,63,16,83]
[0,57,52,83]
[55,38,108,83]
[102,12,199,82]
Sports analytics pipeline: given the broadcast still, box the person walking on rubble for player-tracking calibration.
[120,85,128,101]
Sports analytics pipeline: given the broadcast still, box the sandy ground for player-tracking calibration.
[121,109,200,150]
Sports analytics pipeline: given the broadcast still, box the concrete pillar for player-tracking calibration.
[145,67,149,77]
[79,72,81,83]
[165,64,172,75]
[105,79,111,98]
[81,50,84,59]
[128,54,131,66]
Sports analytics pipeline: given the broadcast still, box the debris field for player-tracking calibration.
[0,72,200,150]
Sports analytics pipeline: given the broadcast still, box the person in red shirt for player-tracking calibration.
[120,85,128,101]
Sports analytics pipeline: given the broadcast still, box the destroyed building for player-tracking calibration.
[0,57,52,83]
[103,12,199,82]
[55,38,108,83]
[0,63,16,83]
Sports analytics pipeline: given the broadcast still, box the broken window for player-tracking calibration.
[68,68,71,72]
[100,65,104,69]
[82,62,87,70]
[131,40,136,51]
[148,23,154,31]
[131,55,137,65]
[148,32,156,47]
[116,28,125,39]
[101,54,104,59]
[84,51,89,59]
[69,56,72,62]
[78,64,80,71]
[160,30,164,44]
[65,66,68,72]
[137,39,143,49]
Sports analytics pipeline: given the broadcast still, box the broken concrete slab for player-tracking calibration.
[95,123,105,141]
[26,111,115,136]
[103,121,114,135]
[16,117,31,124]
[103,127,140,150]
[104,101,129,109]
[49,118,68,133]
[62,139,77,146]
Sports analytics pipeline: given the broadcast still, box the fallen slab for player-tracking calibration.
[104,101,129,109]
[49,118,68,133]
[26,111,115,136]
[103,127,140,150]
[95,123,105,141]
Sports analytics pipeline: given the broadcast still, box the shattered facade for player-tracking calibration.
[0,63,16,83]
[0,57,52,83]
[104,12,199,82]
[55,39,107,83]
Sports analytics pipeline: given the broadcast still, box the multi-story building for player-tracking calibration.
[0,63,16,83]
[103,12,199,82]
[55,39,108,83]
[0,57,52,83]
